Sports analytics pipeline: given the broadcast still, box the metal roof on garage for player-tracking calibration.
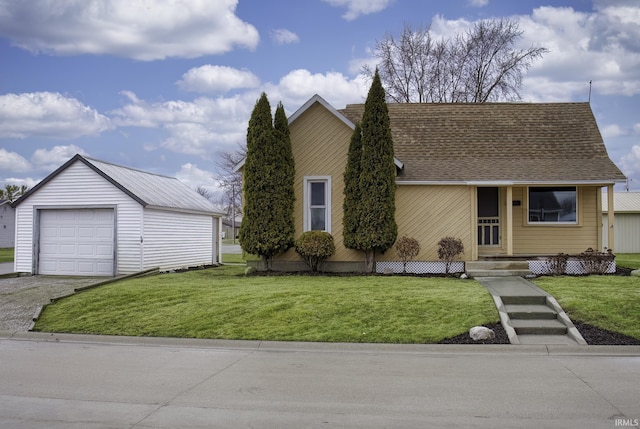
[602,192,640,213]
[13,154,224,216]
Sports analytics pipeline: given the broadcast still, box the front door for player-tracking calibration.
[477,187,499,246]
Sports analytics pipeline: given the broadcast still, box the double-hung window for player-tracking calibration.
[304,176,331,232]
[528,186,577,224]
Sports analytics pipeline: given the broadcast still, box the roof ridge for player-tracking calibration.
[84,156,178,180]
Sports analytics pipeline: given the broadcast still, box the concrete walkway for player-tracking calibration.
[477,276,586,345]
[1,332,639,428]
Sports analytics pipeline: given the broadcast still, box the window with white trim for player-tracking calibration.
[528,186,577,223]
[304,176,331,232]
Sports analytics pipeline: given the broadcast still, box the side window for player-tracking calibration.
[304,177,331,232]
[528,187,577,223]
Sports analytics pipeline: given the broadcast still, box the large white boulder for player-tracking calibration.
[469,326,496,341]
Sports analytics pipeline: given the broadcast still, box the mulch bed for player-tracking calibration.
[573,322,640,345]
[441,266,639,345]
[439,322,640,345]
[439,322,510,344]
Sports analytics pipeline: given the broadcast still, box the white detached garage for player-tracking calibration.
[12,154,223,276]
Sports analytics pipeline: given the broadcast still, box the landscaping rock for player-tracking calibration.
[469,326,496,341]
[631,269,640,277]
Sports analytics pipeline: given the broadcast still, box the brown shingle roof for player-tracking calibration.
[339,102,626,184]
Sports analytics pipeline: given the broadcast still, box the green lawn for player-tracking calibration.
[33,266,499,343]
[0,248,13,263]
[534,275,640,339]
[616,253,640,270]
[221,253,246,264]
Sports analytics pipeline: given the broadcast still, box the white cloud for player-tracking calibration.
[601,124,626,139]
[268,69,368,108]
[518,5,640,100]
[175,163,217,189]
[620,145,640,189]
[0,176,40,190]
[0,92,112,139]
[110,69,369,161]
[469,0,489,7]
[111,92,254,158]
[0,148,31,173]
[322,0,394,21]
[423,5,640,101]
[348,55,377,76]
[31,145,89,172]
[176,65,260,94]
[0,0,259,60]
[271,29,300,45]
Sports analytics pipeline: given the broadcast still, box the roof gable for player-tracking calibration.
[340,102,626,184]
[13,154,222,215]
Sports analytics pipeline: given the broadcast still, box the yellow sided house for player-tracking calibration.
[242,95,626,273]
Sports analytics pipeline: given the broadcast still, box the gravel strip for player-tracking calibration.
[0,276,104,331]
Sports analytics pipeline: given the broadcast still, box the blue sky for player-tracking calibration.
[1,0,639,196]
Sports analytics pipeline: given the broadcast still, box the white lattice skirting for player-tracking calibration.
[527,259,616,275]
[376,261,465,274]
[377,259,616,275]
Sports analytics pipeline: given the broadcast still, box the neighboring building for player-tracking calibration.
[12,154,224,276]
[238,95,626,272]
[222,216,241,240]
[0,199,15,248]
[602,192,640,253]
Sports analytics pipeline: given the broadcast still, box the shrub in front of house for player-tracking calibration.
[546,253,569,275]
[577,248,615,275]
[437,237,464,274]
[395,236,421,273]
[295,231,336,273]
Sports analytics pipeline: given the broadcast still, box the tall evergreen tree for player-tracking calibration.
[271,102,296,255]
[347,69,397,272]
[342,122,362,250]
[239,94,295,270]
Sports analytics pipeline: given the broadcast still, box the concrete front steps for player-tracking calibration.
[477,276,587,346]
[466,260,531,278]
[503,296,567,335]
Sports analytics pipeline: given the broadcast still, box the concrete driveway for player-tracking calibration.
[0,275,105,331]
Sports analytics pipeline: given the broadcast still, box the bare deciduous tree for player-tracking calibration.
[365,18,548,103]
[195,185,213,201]
[214,143,246,220]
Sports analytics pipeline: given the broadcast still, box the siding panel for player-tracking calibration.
[14,162,142,274]
[277,102,356,262]
[603,213,640,253]
[379,185,473,261]
[143,209,214,270]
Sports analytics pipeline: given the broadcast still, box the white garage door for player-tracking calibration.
[39,209,115,276]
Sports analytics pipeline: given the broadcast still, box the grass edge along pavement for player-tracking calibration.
[33,265,499,344]
[533,274,640,340]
